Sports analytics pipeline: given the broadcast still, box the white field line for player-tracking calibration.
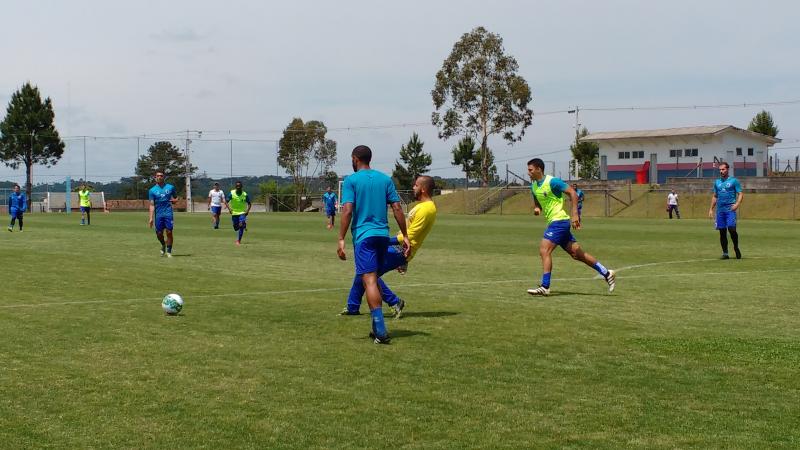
[3,257,799,309]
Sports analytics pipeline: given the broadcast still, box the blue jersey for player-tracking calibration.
[576,189,585,207]
[8,192,26,212]
[713,177,742,212]
[322,192,337,210]
[148,183,177,218]
[341,169,400,244]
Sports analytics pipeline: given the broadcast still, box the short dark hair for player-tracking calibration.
[13,183,19,188]
[719,161,729,169]
[527,158,545,170]
[352,145,372,164]
[235,180,243,186]
[213,182,219,186]
[416,175,435,194]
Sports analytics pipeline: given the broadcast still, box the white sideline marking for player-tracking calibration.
[3,257,799,309]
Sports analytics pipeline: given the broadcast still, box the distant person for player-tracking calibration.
[207,182,227,229]
[226,181,252,246]
[340,175,437,319]
[7,184,26,232]
[79,183,92,225]
[708,162,743,259]
[572,183,585,221]
[148,171,178,257]
[337,145,409,344]
[527,158,615,296]
[666,189,680,219]
[322,186,338,230]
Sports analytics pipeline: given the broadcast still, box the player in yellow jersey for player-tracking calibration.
[78,183,92,225]
[527,158,615,296]
[340,175,437,318]
[226,181,252,246]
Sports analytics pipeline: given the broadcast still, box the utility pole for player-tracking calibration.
[184,130,202,213]
[83,136,87,183]
[568,106,581,179]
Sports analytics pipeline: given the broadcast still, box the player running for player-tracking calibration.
[337,145,409,344]
[322,186,338,230]
[526,158,615,296]
[148,171,178,257]
[207,182,227,229]
[7,184,26,232]
[340,175,437,318]
[708,162,743,259]
[78,183,92,225]
[226,181,252,246]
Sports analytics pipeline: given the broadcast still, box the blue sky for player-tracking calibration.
[1,0,798,184]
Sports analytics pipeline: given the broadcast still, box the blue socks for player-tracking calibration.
[593,262,609,277]
[237,227,244,241]
[541,272,551,288]
[370,307,388,338]
[166,245,172,253]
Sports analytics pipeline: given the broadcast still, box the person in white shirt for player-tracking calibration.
[207,182,228,229]
[666,189,680,219]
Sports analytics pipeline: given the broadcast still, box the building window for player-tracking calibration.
[631,151,644,159]
[748,148,754,156]
[618,151,630,159]
[684,148,698,157]
[736,147,742,156]
[669,149,682,158]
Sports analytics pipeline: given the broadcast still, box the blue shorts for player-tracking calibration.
[232,214,247,229]
[155,216,174,233]
[378,245,407,276]
[715,210,737,229]
[354,236,389,275]
[326,208,336,217]
[80,206,91,213]
[543,219,576,250]
[9,208,23,219]
[210,206,222,215]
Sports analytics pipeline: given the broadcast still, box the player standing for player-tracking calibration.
[572,183,585,221]
[7,184,26,232]
[148,171,178,257]
[226,181,252,246]
[337,145,409,344]
[527,158,615,296]
[78,183,92,225]
[322,186,338,230]
[340,175,437,318]
[708,162,743,259]
[207,182,227,229]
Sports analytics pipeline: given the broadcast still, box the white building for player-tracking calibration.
[580,125,781,184]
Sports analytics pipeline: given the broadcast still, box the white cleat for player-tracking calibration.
[606,270,616,293]
[527,286,550,296]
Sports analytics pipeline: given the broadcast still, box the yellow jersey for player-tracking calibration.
[396,200,437,261]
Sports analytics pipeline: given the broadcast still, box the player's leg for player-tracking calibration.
[163,218,174,256]
[727,211,740,258]
[8,210,15,231]
[668,205,673,219]
[155,227,166,256]
[675,206,680,219]
[80,207,86,225]
[341,274,365,315]
[564,241,616,292]
[86,208,91,225]
[17,213,23,231]
[528,238,557,295]
[715,210,730,258]
[357,237,391,343]
[238,215,246,242]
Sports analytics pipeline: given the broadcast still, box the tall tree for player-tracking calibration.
[570,127,600,179]
[278,118,337,211]
[432,26,533,186]
[0,82,66,208]
[392,132,432,190]
[134,141,197,195]
[451,135,479,188]
[747,110,779,137]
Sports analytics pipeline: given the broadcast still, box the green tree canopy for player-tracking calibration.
[392,132,432,190]
[432,26,533,186]
[451,135,480,187]
[747,110,779,137]
[0,82,65,207]
[134,141,197,195]
[278,118,337,211]
[570,127,600,179]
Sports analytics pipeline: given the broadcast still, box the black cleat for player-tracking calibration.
[338,308,361,316]
[734,248,741,259]
[369,332,391,344]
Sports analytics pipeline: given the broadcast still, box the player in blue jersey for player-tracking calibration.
[7,184,26,232]
[148,172,178,257]
[322,186,338,229]
[708,162,743,259]
[572,183,585,221]
[337,145,409,344]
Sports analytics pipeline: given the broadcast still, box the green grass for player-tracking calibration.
[1,212,799,449]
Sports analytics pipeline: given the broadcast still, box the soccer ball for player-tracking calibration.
[162,293,184,315]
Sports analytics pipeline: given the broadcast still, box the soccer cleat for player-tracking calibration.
[720,254,730,260]
[527,286,550,296]
[166,252,173,258]
[7,226,11,232]
[734,248,741,259]
[235,240,241,246]
[338,308,361,316]
[397,264,408,275]
[392,299,405,319]
[369,332,391,345]
[606,270,616,293]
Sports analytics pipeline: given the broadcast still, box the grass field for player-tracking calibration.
[1,212,799,449]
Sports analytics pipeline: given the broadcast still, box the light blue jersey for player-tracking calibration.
[341,169,400,243]
[322,192,337,210]
[148,183,177,218]
[576,189,585,208]
[713,177,742,212]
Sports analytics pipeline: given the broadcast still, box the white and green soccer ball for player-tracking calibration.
[162,293,184,315]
